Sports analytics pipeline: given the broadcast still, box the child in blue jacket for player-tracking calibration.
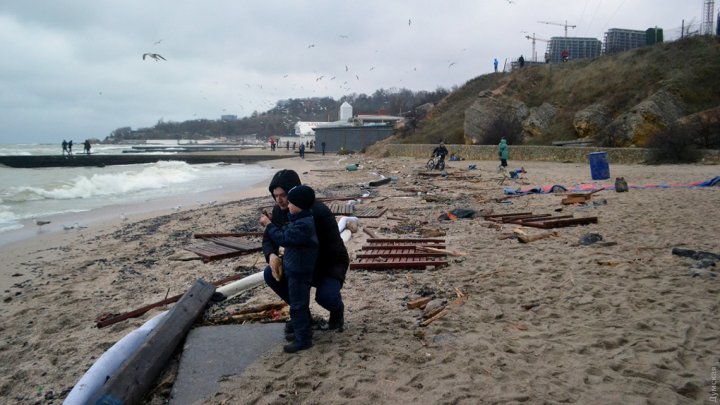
[260,185,319,353]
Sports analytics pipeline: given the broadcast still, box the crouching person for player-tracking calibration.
[261,169,348,341]
[260,185,318,353]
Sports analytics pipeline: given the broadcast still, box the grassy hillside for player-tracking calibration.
[405,35,720,145]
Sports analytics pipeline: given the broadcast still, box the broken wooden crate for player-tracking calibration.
[184,232,263,263]
[484,212,597,229]
[561,188,605,205]
[350,238,448,270]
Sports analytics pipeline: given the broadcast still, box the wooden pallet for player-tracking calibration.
[185,234,262,263]
[351,238,448,270]
[483,212,597,229]
[353,207,388,218]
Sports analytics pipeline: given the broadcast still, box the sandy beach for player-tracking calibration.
[1,153,718,404]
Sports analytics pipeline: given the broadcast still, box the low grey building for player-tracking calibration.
[313,123,395,152]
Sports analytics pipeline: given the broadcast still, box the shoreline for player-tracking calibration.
[1,155,718,403]
[0,155,317,291]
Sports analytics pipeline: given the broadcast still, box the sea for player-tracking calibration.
[0,143,276,246]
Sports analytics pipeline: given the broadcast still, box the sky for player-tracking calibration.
[0,0,709,144]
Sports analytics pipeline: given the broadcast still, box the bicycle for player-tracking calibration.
[426,155,445,171]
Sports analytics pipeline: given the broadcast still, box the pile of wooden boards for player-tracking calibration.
[484,212,597,229]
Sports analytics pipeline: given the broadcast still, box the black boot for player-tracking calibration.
[284,309,312,340]
[283,341,313,353]
[328,304,344,331]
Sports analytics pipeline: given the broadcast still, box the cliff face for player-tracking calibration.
[416,36,720,147]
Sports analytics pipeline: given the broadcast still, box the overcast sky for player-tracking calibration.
[0,1,708,144]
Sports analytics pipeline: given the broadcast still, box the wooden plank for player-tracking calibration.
[367,238,445,243]
[350,257,448,270]
[353,207,388,218]
[89,279,215,405]
[363,227,378,239]
[356,250,446,258]
[362,244,446,250]
[523,217,598,229]
[507,215,573,224]
[194,232,263,239]
[490,213,551,223]
[96,273,250,328]
[407,296,433,309]
[203,237,261,251]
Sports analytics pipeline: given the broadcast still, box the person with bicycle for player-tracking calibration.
[430,142,448,170]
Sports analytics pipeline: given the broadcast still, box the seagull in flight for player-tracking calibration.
[154,39,163,45]
[142,53,166,61]
[307,44,315,48]
[448,62,457,68]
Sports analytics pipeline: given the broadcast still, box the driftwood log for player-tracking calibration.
[89,279,215,404]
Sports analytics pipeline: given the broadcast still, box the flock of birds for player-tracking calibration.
[32,218,85,233]
[134,6,538,117]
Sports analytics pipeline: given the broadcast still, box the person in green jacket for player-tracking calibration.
[498,137,509,171]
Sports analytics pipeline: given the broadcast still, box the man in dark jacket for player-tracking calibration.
[262,169,348,336]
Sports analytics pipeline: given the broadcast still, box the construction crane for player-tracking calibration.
[524,33,550,62]
[538,20,576,37]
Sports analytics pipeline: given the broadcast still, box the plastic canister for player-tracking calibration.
[588,152,610,180]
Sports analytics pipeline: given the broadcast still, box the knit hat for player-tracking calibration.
[268,169,301,198]
[287,185,315,210]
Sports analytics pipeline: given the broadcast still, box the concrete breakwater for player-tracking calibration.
[0,153,290,168]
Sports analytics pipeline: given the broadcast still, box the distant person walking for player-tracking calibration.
[67,140,73,155]
[299,143,305,159]
[493,58,498,72]
[62,140,68,156]
[83,140,91,155]
[286,141,290,150]
[498,137,509,171]
[518,55,525,68]
[321,141,326,156]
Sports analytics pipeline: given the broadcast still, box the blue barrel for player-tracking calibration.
[588,152,610,180]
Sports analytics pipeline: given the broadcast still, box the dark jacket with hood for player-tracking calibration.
[265,209,318,277]
[262,169,349,285]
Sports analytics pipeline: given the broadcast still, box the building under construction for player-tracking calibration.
[546,37,602,64]
[603,28,647,54]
